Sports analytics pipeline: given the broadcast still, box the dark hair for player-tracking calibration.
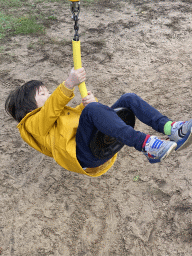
[5,80,44,122]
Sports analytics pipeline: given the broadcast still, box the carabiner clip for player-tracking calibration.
[70,1,80,20]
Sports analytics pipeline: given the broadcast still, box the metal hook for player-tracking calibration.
[70,1,80,20]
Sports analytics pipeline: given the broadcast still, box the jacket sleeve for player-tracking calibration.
[25,82,75,136]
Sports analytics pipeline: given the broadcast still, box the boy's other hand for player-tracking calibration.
[82,91,97,107]
[65,67,86,89]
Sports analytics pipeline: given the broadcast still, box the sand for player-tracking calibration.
[0,0,192,255]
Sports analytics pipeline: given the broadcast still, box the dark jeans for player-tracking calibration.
[76,93,170,168]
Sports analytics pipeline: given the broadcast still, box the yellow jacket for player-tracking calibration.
[17,82,117,177]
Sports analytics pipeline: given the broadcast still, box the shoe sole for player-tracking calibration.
[148,142,177,164]
[176,128,192,151]
[161,142,177,161]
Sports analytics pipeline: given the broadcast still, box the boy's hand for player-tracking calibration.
[65,67,86,89]
[82,91,97,107]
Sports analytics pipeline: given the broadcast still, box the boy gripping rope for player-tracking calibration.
[5,67,192,177]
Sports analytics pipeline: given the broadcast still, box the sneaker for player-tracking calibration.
[168,120,192,151]
[143,136,177,163]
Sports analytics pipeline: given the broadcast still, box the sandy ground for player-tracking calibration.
[1,0,192,255]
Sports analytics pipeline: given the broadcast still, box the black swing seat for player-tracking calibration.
[90,107,135,159]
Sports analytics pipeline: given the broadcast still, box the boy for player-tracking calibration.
[5,68,192,177]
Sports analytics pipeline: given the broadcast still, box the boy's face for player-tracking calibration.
[35,86,51,108]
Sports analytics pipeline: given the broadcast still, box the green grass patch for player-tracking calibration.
[14,16,45,36]
[33,0,68,3]
[83,0,95,2]
[0,0,23,8]
[47,15,57,20]
[0,0,98,40]
[0,12,45,39]
[82,0,96,6]
[0,46,5,52]
[0,12,15,39]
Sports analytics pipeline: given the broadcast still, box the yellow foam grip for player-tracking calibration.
[72,40,88,98]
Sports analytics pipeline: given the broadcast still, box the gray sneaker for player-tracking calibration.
[168,120,192,151]
[143,136,177,163]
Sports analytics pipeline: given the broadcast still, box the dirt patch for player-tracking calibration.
[1,0,192,255]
